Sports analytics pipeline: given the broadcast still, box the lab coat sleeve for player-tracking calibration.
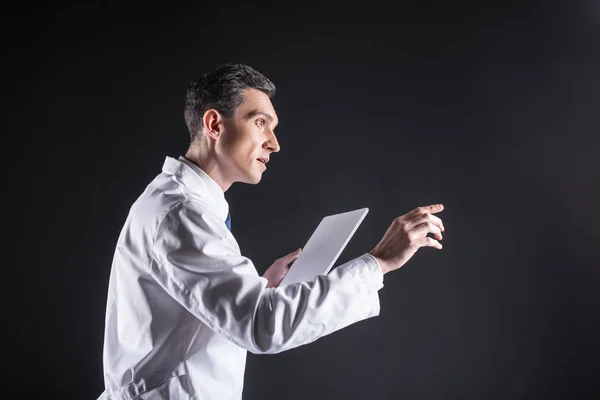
[151,200,384,354]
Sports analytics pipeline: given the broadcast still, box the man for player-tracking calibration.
[97,64,445,399]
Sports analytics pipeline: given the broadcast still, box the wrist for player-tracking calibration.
[369,251,390,275]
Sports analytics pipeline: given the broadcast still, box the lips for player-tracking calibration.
[257,158,268,164]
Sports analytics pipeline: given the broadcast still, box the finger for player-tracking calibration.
[402,204,444,221]
[412,221,443,241]
[429,213,445,232]
[422,236,443,250]
[407,212,445,232]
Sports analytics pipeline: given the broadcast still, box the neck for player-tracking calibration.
[184,141,232,192]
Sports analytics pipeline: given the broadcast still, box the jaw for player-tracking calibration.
[235,162,264,185]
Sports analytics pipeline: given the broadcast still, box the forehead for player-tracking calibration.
[235,88,278,121]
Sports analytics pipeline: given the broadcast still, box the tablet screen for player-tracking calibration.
[279,207,369,286]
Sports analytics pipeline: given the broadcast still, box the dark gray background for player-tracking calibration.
[5,0,599,398]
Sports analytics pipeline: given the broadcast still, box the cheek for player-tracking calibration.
[236,132,262,157]
[220,129,246,157]
[227,137,257,166]
[222,123,263,163]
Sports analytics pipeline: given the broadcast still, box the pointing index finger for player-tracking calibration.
[426,204,444,214]
[410,204,444,216]
[401,204,445,222]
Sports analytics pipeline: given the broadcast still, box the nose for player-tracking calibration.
[264,130,280,153]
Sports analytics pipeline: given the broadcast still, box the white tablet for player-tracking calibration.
[279,207,369,287]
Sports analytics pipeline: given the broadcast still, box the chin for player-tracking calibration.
[240,173,262,185]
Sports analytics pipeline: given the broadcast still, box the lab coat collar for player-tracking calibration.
[161,156,229,222]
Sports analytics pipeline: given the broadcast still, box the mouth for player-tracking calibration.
[257,158,269,166]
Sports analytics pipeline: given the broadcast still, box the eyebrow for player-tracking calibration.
[243,110,278,126]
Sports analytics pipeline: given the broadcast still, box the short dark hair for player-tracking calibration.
[184,64,276,142]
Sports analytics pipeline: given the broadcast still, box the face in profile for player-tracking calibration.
[218,88,280,185]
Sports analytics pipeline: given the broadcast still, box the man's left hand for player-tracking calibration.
[263,248,302,288]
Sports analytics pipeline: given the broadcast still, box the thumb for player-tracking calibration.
[286,248,302,262]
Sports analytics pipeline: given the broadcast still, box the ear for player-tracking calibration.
[202,109,223,140]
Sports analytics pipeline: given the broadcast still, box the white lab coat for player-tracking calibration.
[97,156,384,400]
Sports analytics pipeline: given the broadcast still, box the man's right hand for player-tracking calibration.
[369,204,445,275]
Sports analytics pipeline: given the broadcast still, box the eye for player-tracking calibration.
[256,118,265,128]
